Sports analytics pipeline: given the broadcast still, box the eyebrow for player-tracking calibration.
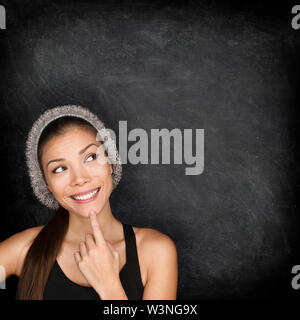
[46,143,99,168]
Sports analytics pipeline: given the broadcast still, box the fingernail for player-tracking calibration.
[89,210,95,216]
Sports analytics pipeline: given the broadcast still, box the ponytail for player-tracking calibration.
[16,206,69,299]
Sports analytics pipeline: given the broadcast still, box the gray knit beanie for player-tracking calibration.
[25,105,122,210]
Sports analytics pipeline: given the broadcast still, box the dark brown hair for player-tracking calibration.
[16,116,99,299]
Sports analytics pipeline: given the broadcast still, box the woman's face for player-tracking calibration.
[41,125,113,217]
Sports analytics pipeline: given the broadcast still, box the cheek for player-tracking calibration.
[48,176,69,196]
[91,163,112,178]
[102,166,113,182]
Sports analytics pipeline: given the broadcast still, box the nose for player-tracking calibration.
[70,166,91,186]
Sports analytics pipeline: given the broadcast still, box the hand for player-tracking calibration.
[74,210,120,294]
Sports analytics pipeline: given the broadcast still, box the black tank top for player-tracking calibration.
[43,222,144,300]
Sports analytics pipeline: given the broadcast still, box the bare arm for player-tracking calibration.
[142,231,178,300]
[0,227,43,281]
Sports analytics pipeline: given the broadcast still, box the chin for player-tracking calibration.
[72,203,103,217]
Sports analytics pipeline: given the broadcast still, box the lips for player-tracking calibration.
[70,187,100,200]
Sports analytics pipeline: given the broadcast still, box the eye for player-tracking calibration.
[86,153,97,162]
[52,166,66,174]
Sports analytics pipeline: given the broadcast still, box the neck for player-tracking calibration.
[65,201,119,244]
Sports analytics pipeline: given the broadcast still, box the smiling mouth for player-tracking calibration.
[71,187,101,201]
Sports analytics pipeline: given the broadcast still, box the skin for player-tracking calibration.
[42,126,117,245]
[0,125,178,299]
[41,125,125,297]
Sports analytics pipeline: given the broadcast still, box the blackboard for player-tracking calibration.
[0,0,299,300]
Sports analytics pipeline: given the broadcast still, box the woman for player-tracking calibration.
[0,105,178,300]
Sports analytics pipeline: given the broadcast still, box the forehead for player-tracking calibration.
[41,126,99,159]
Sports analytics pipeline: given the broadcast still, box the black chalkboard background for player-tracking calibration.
[0,0,299,301]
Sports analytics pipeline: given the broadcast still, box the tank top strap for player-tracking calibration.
[121,222,143,287]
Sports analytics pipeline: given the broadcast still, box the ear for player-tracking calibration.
[110,165,113,175]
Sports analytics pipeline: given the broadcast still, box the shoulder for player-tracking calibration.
[132,226,178,296]
[133,226,178,270]
[12,225,45,276]
[18,225,45,247]
[0,225,45,277]
[135,226,177,249]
